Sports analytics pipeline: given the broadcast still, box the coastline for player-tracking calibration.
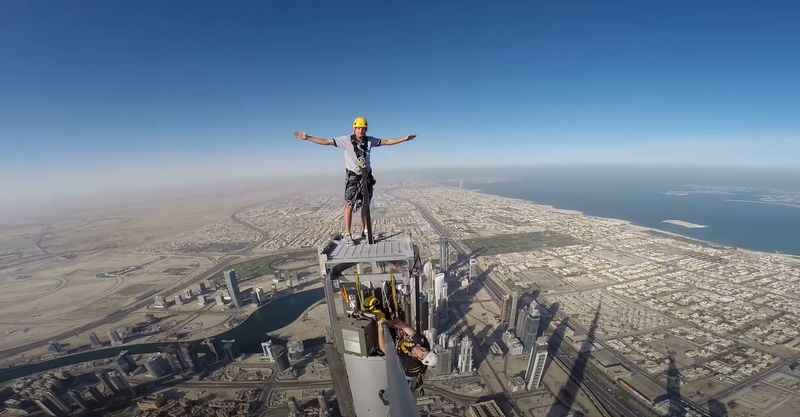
[470,189,800,262]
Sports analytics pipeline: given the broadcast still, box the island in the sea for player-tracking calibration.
[662,219,708,229]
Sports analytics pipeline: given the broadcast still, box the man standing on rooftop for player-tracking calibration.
[294,117,416,244]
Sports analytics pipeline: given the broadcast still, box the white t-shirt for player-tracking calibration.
[333,134,382,174]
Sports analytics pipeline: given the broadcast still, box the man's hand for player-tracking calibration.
[381,134,417,146]
[293,131,308,141]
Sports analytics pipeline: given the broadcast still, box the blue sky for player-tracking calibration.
[3,0,800,203]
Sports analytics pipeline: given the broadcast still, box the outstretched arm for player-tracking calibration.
[380,135,416,146]
[294,131,335,146]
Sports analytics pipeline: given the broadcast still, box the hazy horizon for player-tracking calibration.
[5,1,800,212]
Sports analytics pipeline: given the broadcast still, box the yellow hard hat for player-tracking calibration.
[364,295,379,310]
[352,117,368,129]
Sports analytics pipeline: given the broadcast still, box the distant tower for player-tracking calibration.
[287,339,305,362]
[434,273,447,309]
[224,269,243,309]
[107,370,131,393]
[261,338,275,362]
[515,303,528,338]
[448,335,460,350]
[457,336,474,374]
[255,287,266,305]
[525,336,549,390]
[433,346,453,377]
[34,398,61,417]
[178,344,195,371]
[43,391,71,415]
[438,332,449,349]
[115,350,136,375]
[153,295,166,308]
[273,345,291,372]
[427,291,437,333]
[221,339,238,362]
[144,354,172,378]
[439,237,450,274]
[520,301,541,353]
[68,389,90,410]
[423,261,434,288]
[469,257,478,281]
[204,338,221,361]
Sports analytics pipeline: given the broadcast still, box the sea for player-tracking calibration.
[447,165,800,256]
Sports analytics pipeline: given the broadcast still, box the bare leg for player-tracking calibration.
[360,207,368,236]
[344,204,353,237]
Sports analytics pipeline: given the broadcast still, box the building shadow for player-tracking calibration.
[545,303,600,417]
[665,353,687,417]
[543,315,569,376]
[707,398,728,417]
[540,302,561,334]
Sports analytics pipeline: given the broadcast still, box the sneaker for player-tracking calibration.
[343,234,354,245]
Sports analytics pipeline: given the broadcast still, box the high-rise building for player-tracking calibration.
[469,257,479,281]
[153,295,166,308]
[434,273,447,309]
[261,339,275,362]
[255,287,267,305]
[508,291,520,328]
[287,339,304,362]
[205,338,220,361]
[438,332,449,349]
[273,345,291,372]
[68,389,89,410]
[440,237,450,274]
[423,329,437,345]
[520,301,541,353]
[86,386,104,404]
[525,336,549,390]
[178,344,195,371]
[96,371,118,395]
[221,339,238,362]
[224,269,243,308]
[115,350,136,375]
[515,303,528,338]
[433,347,453,376]
[144,354,173,378]
[34,398,62,417]
[458,336,474,374]
[43,391,71,415]
[502,330,524,356]
[108,370,131,394]
[423,261,434,288]
[448,335,460,350]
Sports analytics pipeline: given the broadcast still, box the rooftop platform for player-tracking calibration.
[320,233,415,265]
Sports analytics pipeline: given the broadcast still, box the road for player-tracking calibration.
[0,204,273,361]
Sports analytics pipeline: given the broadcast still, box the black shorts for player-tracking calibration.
[344,169,376,210]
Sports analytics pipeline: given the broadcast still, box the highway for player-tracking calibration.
[0,204,277,361]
